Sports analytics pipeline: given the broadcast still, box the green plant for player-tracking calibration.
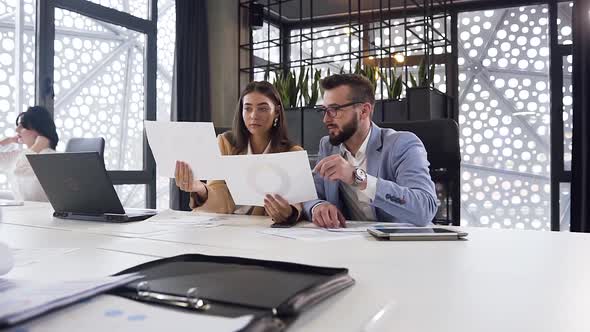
[410,59,436,88]
[380,67,403,100]
[409,72,417,88]
[272,69,298,108]
[309,69,322,106]
[263,68,270,82]
[354,62,379,92]
[272,67,324,108]
[297,66,310,106]
[320,68,330,97]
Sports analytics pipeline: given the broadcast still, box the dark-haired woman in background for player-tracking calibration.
[0,106,58,201]
[175,81,303,224]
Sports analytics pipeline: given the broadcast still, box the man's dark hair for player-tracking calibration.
[320,74,375,106]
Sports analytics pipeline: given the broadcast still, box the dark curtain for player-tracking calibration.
[170,0,211,210]
[570,0,590,232]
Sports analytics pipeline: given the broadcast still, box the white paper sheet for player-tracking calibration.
[224,150,318,206]
[260,228,361,241]
[17,294,253,332]
[83,223,174,237]
[299,221,381,233]
[144,121,224,179]
[83,214,223,237]
[147,209,221,227]
[2,246,81,276]
[0,242,13,276]
[299,220,416,233]
[325,224,383,233]
[0,274,142,326]
[301,221,417,233]
[12,248,80,267]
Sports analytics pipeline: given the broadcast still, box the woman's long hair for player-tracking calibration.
[16,106,59,149]
[227,81,295,154]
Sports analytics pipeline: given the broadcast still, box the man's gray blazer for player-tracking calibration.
[303,123,438,226]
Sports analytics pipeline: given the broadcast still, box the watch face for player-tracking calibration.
[354,168,367,183]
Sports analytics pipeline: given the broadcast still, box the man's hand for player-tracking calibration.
[313,154,355,185]
[312,203,346,228]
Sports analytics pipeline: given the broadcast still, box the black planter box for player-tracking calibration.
[284,107,303,147]
[406,87,448,120]
[284,107,326,155]
[372,101,384,122]
[302,107,326,155]
[376,99,408,123]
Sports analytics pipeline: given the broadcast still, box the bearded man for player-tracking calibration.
[303,74,438,228]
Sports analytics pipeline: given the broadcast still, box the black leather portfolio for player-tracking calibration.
[111,254,355,331]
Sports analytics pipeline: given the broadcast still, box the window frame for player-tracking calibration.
[35,0,158,208]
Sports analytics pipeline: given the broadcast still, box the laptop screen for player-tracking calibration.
[26,152,126,215]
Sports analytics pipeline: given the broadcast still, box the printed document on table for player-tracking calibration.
[223,150,318,206]
[0,274,141,326]
[260,228,361,241]
[144,121,225,179]
[16,294,253,332]
[82,223,177,237]
[147,209,221,227]
[2,245,79,276]
[0,242,13,275]
[79,213,222,237]
[301,221,418,233]
[12,248,80,267]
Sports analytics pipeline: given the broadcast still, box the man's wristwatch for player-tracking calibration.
[352,167,367,186]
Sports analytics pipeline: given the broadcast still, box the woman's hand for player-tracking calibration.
[175,161,206,195]
[30,136,51,153]
[0,136,19,146]
[264,194,296,223]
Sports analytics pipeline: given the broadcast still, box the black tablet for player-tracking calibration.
[367,227,468,241]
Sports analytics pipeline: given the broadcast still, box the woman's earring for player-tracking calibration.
[273,117,279,127]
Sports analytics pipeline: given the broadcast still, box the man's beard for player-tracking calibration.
[328,116,358,146]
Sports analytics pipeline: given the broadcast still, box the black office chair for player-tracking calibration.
[380,119,461,226]
[65,137,106,157]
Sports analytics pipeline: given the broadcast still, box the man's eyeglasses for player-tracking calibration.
[314,101,364,118]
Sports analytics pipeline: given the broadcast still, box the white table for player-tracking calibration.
[2,202,590,331]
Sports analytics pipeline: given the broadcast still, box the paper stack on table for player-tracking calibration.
[80,212,220,237]
[0,274,141,326]
[147,209,221,227]
[260,228,362,241]
[1,243,81,273]
[0,242,13,276]
[2,242,142,326]
[12,248,80,267]
[16,294,254,332]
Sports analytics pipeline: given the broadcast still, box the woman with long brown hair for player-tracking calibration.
[175,81,302,224]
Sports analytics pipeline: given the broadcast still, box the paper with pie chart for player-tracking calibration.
[223,150,318,206]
